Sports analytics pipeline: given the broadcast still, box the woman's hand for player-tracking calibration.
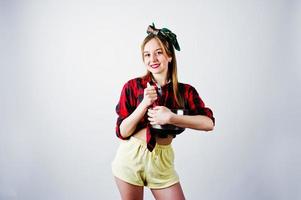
[147,106,175,125]
[141,82,157,108]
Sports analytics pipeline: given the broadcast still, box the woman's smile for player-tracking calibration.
[150,63,160,69]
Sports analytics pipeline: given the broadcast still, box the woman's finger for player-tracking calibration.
[147,111,153,117]
[145,89,156,96]
[147,89,156,94]
[149,121,155,125]
[149,94,157,99]
[152,106,162,110]
[147,109,155,116]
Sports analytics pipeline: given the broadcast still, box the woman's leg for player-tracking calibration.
[115,177,144,200]
[151,182,185,200]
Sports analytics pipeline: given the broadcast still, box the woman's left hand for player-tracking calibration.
[147,106,174,125]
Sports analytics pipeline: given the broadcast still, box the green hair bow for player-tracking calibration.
[146,23,181,51]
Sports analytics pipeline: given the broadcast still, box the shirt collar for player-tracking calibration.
[142,73,172,90]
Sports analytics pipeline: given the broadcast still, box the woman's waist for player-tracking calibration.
[133,128,174,145]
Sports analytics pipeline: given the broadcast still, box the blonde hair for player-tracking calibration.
[141,34,184,107]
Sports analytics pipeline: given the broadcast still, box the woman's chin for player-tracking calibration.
[149,68,162,74]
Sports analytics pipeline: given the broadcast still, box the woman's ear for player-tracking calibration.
[168,57,172,62]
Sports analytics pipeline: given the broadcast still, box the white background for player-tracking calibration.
[1,0,300,199]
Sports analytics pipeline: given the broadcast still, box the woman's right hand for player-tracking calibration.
[141,82,157,108]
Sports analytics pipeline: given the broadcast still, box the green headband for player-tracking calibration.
[146,23,181,51]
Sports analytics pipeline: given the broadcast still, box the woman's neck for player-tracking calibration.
[152,74,168,86]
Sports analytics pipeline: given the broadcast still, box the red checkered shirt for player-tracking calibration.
[115,74,215,151]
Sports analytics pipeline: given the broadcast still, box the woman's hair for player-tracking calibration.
[141,34,184,107]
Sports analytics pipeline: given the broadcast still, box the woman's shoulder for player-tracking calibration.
[178,82,196,91]
[178,82,202,98]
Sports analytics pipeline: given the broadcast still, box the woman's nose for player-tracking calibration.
[150,53,157,62]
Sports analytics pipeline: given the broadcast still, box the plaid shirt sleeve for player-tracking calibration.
[186,85,215,125]
[115,81,136,139]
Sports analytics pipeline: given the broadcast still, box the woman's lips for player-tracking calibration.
[150,64,160,69]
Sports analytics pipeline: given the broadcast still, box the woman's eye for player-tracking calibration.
[144,54,150,57]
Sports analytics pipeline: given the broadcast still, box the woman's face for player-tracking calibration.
[143,38,172,77]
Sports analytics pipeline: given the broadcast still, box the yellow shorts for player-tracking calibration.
[112,136,179,189]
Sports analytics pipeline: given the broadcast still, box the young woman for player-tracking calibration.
[112,23,215,200]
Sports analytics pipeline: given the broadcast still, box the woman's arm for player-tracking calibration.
[119,102,148,138]
[147,106,214,132]
[119,83,157,138]
[169,114,214,131]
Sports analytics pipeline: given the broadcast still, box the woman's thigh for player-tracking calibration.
[115,177,144,200]
[151,182,185,200]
